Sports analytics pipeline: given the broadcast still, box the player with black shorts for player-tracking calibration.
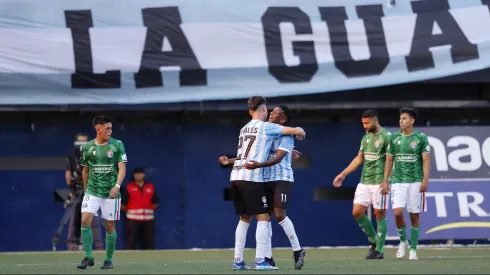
[220,96,305,271]
[244,106,306,270]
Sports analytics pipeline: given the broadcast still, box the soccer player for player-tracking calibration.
[382,107,430,261]
[77,116,127,269]
[244,106,306,269]
[226,96,306,271]
[333,109,391,259]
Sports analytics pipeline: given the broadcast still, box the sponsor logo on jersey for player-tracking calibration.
[92,164,113,173]
[106,150,113,159]
[121,153,127,162]
[364,152,381,161]
[396,154,417,162]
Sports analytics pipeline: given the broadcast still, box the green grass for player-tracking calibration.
[1,247,489,274]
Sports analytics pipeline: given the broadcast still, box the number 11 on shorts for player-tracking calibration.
[281,193,287,202]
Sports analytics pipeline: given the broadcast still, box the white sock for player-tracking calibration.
[255,221,269,260]
[279,217,301,251]
[234,220,250,262]
[265,221,272,258]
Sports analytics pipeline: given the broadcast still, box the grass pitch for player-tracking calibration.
[1,247,489,274]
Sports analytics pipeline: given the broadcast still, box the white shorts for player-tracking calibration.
[391,182,427,213]
[81,194,121,221]
[353,183,390,210]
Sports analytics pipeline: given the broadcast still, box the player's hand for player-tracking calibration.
[109,186,119,199]
[218,155,229,166]
[292,150,301,160]
[333,173,345,187]
[420,180,428,192]
[295,127,306,140]
[244,160,260,170]
[381,180,390,195]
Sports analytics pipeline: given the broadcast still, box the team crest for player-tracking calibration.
[106,151,113,159]
[410,141,417,149]
[374,140,381,148]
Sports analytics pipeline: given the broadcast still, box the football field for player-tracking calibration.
[1,247,489,274]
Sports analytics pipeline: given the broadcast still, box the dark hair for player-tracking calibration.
[92,115,113,126]
[399,107,417,120]
[133,167,145,174]
[362,109,378,119]
[75,132,89,141]
[248,96,266,111]
[277,105,292,126]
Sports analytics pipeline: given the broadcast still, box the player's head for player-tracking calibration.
[248,96,268,121]
[269,105,291,126]
[75,133,89,142]
[133,167,145,182]
[399,107,417,130]
[361,109,379,133]
[92,115,113,142]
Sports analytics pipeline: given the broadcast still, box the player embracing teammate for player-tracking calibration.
[334,108,430,260]
[220,96,307,271]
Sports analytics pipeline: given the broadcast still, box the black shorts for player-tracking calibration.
[230,181,268,216]
[265,181,293,210]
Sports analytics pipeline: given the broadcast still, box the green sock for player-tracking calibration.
[81,226,93,259]
[375,219,387,253]
[410,227,420,250]
[105,232,117,262]
[396,226,407,242]
[356,216,377,244]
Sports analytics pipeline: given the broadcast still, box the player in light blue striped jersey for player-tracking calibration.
[219,96,306,271]
[244,106,305,270]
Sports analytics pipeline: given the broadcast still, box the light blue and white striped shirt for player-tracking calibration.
[230,120,284,182]
[263,135,294,182]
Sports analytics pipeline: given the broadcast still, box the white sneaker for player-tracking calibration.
[409,249,418,260]
[396,240,409,258]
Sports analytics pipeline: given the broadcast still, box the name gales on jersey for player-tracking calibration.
[241,127,258,135]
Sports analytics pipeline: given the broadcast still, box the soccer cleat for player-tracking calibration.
[366,250,384,260]
[293,249,306,270]
[100,260,113,269]
[232,260,251,271]
[365,243,377,259]
[265,257,276,266]
[396,240,409,259]
[409,249,418,260]
[76,256,94,269]
[254,259,279,271]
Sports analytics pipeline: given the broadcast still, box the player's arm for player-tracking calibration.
[245,150,287,170]
[110,142,128,199]
[281,126,306,139]
[333,152,364,187]
[381,136,394,194]
[264,122,306,140]
[420,135,431,192]
[82,166,89,191]
[218,155,236,166]
[343,152,364,177]
[383,154,393,183]
[245,136,292,169]
[79,147,89,191]
[116,162,126,188]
